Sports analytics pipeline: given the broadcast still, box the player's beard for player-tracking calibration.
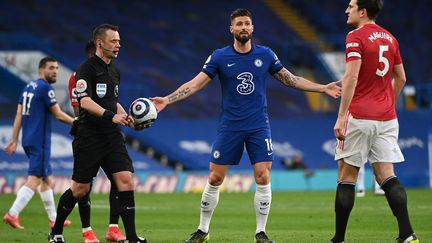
[235,32,252,44]
[46,76,57,84]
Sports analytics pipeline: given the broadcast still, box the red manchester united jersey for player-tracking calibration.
[68,72,78,107]
[345,24,402,120]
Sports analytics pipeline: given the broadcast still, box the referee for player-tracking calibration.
[49,24,147,243]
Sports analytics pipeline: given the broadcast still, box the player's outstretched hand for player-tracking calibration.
[150,97,168,113]
[324,80,342,98]
[333,116,346,141]
[113,113,131,126]
[4,140,18,155]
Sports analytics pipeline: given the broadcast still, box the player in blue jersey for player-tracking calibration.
[3,57,74,230]
[152,9,341,243]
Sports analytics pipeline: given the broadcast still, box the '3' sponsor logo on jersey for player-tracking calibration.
[236,72,254,95]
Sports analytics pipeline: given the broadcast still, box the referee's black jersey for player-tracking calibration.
[75,55,120,131]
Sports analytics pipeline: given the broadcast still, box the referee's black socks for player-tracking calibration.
[78,191,91,228]
[381,176,414,239]
[332,182,355,243]
[117,190,139,240]
[51,188,78,235]
[109,180,120,224]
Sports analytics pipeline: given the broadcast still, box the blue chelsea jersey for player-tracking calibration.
[202,44,283,131]
[19,79,57,147]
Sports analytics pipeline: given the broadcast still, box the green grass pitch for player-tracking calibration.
[1,190,431,242]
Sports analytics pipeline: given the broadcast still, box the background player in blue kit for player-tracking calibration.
[152,9,342,243]
[3,57,74,230]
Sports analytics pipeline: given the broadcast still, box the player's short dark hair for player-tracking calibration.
[38,57,57,69]
[357,0,384,20]
[93,24,119,43]
[230,8,252,22]
[85,39,96,57]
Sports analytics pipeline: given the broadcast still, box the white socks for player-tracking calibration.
[254,183,272,234]
[196,182,272,234]
[39,188,57,221]
[82,226,93,233]
[198,181,220,233]
[9,186,35,217]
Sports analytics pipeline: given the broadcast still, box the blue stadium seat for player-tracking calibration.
[0,0,311,118]
[287,0,432,85]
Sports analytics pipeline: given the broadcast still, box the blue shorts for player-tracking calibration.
[24,145,52,177]
[210,128,274,165]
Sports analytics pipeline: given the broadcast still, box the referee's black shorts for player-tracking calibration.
[72,127,133,184]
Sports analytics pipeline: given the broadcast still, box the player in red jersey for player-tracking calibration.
[68,71,79,114]
[68,41,95,115]
[331,0,418,242]
[68,40,126,243]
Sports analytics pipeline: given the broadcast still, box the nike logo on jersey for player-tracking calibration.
[267,152,273,156]
[227,63,236,67]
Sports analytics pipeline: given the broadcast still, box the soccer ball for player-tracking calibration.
[129,97,157,124]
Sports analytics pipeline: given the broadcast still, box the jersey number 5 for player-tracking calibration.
[376,45,389,77]
[22,91,34,115]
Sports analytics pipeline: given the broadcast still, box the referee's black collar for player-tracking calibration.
[93,55,112,67]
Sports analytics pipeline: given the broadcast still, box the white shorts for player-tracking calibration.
[335,114,404,167]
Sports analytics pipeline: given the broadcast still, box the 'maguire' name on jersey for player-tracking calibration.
[202,44,283,131]
[346,33,394,51]
[367,31,393,43]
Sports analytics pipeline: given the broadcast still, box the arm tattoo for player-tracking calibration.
[274,68,299,88]
[168,87,191,103]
